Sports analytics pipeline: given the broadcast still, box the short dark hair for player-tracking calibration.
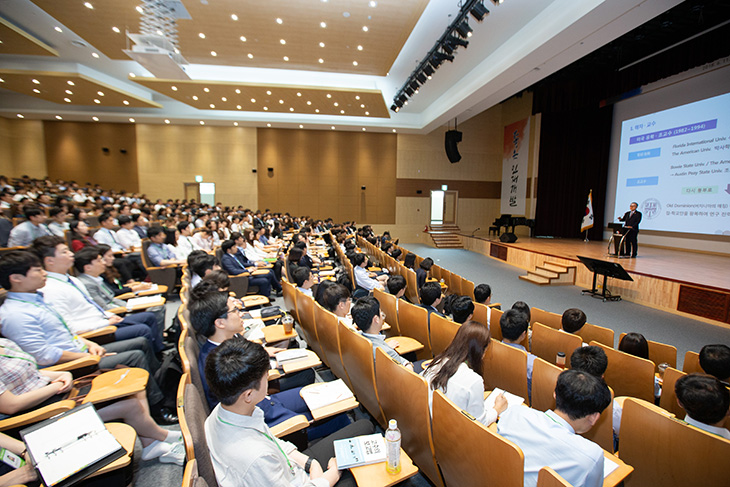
[0,250,41,289]
[187,249,208,269]
[618,333,649,360]
[386,275,406,295]
[191,253,219,278]
[562,308,587,334]
[221,239,236,254]
[500,308,529,341]
[322,283,350,312]
[31,235,66,265]
[118,215,132,226]
[420,281,442,306]
[230,231,242,242]
[419,257,434,271]
[403,253,416,269]
[699,344,730,381]
[23,205,43,219]
[474,283,492,304]
[99,212,113,224]
[352,253,367,267]
[203,269,230,290]
[570,346,608,378]
[146,225,165,239]
[189,288,228,337]
[294,241,307,250]
[177,221,191,233]
[451,296,475,324]
[351,296,380,332]
[676,374,730,425]
[49,206,65,218]
[205,335,270,405]
[287,247,304,263]
[554,369,611,420]
[73,246,101,273]
[511,301,531,322]
[292,266,312,287]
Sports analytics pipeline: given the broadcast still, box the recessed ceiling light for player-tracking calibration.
[231,14,238,21]
[192,95,199,100]
[355,95,360,100]
[299,124,303,128]
[365,111,369,115]
[331,126,335,130]
[204,87,210,93]
[221,97,227,102]
[235,89,241,94]
[129,118,135,122]
[362,26,369,32]
[129,72,136,77]
[97,91,104,96]
[123,100,130,105]
[32,79,40,84]
[320,22,327,28]
[392,129,396,132]
[91,52,99,58]
[55,26,63,33]
[263,106,268,111]
[276,18,283,24]
[279,99,284,104]
[211,51,217,56]
[84,2,93,9]
[280,39,286,45]
[64,97,71,103]
[234,122,239,126]
[340,110,345,114]
[55,115,62,120]
[92,116,99,121]
[250,98,256,103]
[199,33,206,39]
[17,114,24,118]
[296,92,301,97]
[171,86,178,91]
[240,36,247,42]
[33,89,40,94]
[209,104,215,108]
[369,1,377,6]
[306,101,312,105]
[200,121,205,125]
[65,89,73,95]
[315,109,320,113]
[319,42,325,47]
[360,104,365,108]
[136,5,143,13]
[283,56,289,61]
[289,108,294,112]
[353,61,358,66]
[237,105,242,109]
[164,119,170,124]
[266,91,272,95]
[334,102,339,106]
[267,123,271,127]
[247,53,253,59]
[362,128,366,131]
[67,80,74,86]
[0,78,4,82]
[318,58,324,63]
[357,45,363,51]
[112,26,120,33]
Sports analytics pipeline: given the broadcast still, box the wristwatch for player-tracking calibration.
[304,457,313,474]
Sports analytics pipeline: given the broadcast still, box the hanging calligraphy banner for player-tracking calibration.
[500,118,530,215]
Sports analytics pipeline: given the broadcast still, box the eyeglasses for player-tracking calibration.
[380,311,387,321]
[219,308,242,319]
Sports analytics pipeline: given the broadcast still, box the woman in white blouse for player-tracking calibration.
[423,321,508,426]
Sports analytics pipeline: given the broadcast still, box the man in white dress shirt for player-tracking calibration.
[498,370,611,487]
[7,206,51,247]
[117,215,142,250]
[675,374,730,440]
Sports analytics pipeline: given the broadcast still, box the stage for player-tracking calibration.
[459,235,730,326]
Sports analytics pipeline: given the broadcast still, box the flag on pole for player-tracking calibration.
[581,190,594,232]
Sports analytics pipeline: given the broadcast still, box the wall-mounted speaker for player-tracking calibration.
[445,130,462,163]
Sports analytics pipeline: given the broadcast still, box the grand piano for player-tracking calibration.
[490,214,536,237]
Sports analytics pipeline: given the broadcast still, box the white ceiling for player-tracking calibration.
[0,0,682,133]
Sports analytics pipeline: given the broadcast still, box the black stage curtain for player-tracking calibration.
[534,107,612,239]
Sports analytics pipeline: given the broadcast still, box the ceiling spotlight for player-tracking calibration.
[299,124,303,128]
[416,72,427,83]
[97,91,104,96]
[263,106,268,111]
[331,126,335,130]
[171,85,178,91]
[231,14,238,21]
[362,128,366,131]
[279,99,284,104]
[92,116,99,121]
[280,39,286,45]
[319,42,325,47]
[314,108,320,113]
[250,98,256,103]
[398,95,407,104]
[136,5,143,13]
[267,123,271,127]
[129,118,135,122]
[334,102,339,106]
[199,32,206,39]
[210,104,215,108]
[289,108,294,112]
[470,2,490,21]
[123,100,130,105]
[211,51,217,56]
[54,26,63,33]
[94,99,100,104]
[318,58,324,63]
[247,53,253,59]
[340,110,345,114]
[276,18,283,24]
[164,119,170,124]
[204,87,210,92]
[365,111,369,115]
[357,45,363,51]
[112,26,120,33]
[55,115,63,120]
[283,56,289,61]
[456,21,473,38]
[296,92,302,97]
[65,89,73,94]
[442,43,454,56]
[240,36,247,42]
[33,89,41,94]
[326,94,332,98]
[237,105,242,109]
[320,22,327,28]
[16,113,24,118]
[306,101,312,105]
[392,129,396,132]
[84,2,93,9]
[404,87,414,97]
[32,78,40,84]
[234,122,239,126]
[266,90,272,95]
[360,104,365,108]
[362,26,369,32]
[222,96,227,101]
[423,65,435,77]
[200,121,205,125]
[390,104,399,112]
[91,52,100,58]
[447,35,469,49]
[129,72,136,77]
[353,61,358,66]
[235,89,241,94]
[67,80,74,85]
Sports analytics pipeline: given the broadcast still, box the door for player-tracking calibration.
[184,183,200,203]
[430,190,458,224]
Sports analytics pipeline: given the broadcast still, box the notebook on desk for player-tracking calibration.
[21,403,126,487]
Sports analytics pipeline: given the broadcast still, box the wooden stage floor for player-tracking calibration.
[479,237,729,292]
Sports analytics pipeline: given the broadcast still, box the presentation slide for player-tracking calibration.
[614,92,730,235]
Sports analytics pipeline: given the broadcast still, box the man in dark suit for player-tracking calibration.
[418,281,444,320]
[618,202,642,258]
[220,239,281,296]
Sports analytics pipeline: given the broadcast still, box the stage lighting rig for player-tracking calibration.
[390,0,501,113]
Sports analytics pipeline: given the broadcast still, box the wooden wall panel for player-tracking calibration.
[44,121,139,192]
[0,119,47,178]
[257,128,396,223]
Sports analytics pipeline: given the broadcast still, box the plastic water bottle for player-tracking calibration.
[385,419,401,475]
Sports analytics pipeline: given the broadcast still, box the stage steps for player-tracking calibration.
[519,262,577,286]
[427,224,463,249]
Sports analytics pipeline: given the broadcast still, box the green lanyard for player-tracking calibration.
[216,414,295,475]
[0,349,37,367]
[6,297,88,352]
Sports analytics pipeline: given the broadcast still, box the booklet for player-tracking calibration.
[333,434,386,469]
[21,404,126,487]
[300,379,354,411]
[275,349,309,366]
[125,295,161,308]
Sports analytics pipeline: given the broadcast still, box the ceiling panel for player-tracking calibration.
[30,0,427,75]
[0,70,161,108]
[131,77,389,118]
[0,16,58,57]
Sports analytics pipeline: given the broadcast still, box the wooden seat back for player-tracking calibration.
[397,300,432,359]
[575,322,614,347]
[375,348,444,487]
[337,322,385,426]
[489,307,504,341]
[295,292,326,366]
[531,322,583,365]
[404,268,421,304]
[619,333,677,371]
[177,374,195,461]
[621,398,730,487]
[531,307,562,329]
[432,390,524,487]
[482,338,530,404]
[462,278,475,300]
[313,304,352,389]
[184,335,211,416]
[183,382,219,487]
[530,357,562,412]
[373,288,400,336]
[537,467,574,487]
[581,386,615,453]
[447,271,462,295]
[183,460,209,487]
[591,341,655,402]
[429,313,461,357]
[682,350,703,374]
[430,264,442,281]
[658,366,687,418]
[281,279,298,323]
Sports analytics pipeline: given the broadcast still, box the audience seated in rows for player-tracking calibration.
[500,309,537,396]
[352,296,415,371]
[699,344,730,383]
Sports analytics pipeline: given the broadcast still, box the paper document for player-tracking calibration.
[135,284,158,294]
[318,270,336,277]
[300,379,354,411]
[484,388,524,410]
[604,456,620,478]
[276,349,309,365]
[126,295,161,307]
[334,434,386,469]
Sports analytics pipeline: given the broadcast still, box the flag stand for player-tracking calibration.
[584,230,589,243]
